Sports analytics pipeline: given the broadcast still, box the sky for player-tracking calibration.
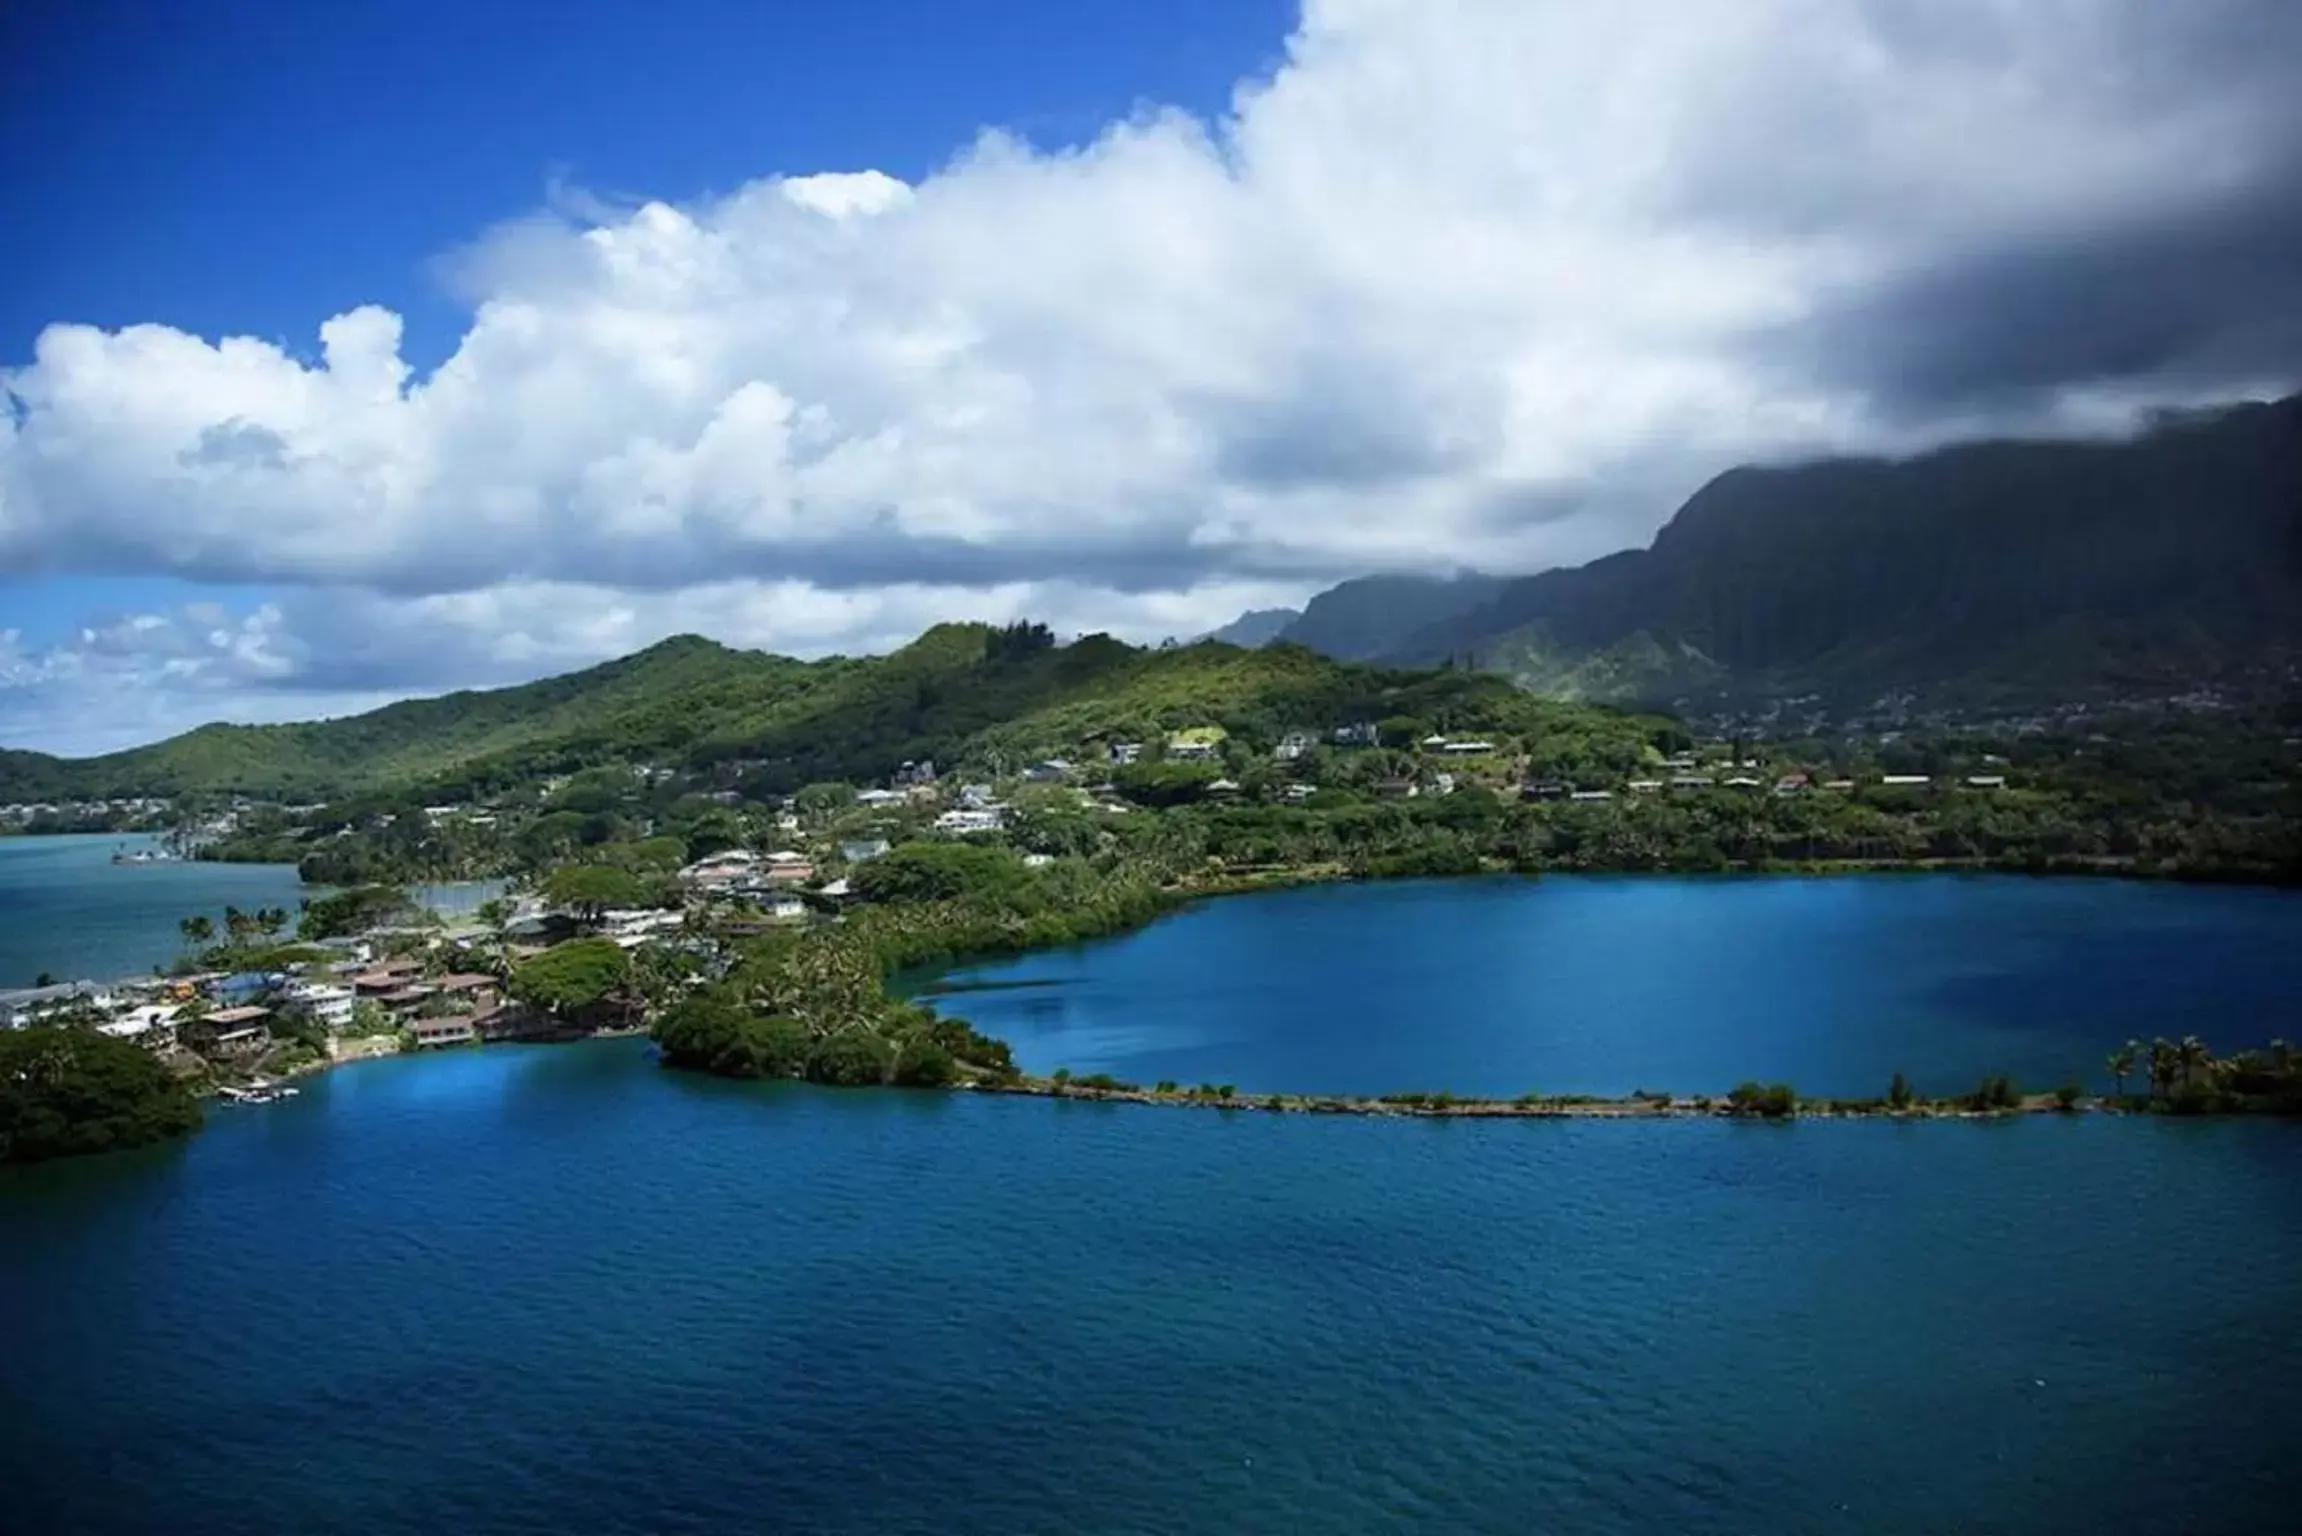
[4,0,2301,755]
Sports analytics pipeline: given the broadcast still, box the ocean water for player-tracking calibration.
[1,1040,2297,1535]
[914,874,2302,1100]
[0,833,313,986]
[5,876,2301,1534]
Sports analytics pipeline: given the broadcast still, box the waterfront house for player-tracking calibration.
[202,1005,272,1056]
[374,984,438,1018]
[408,1014,477,1048]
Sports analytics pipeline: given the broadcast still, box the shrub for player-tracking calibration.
[2053,1081,2082,1111]
[1727,1081,1797,1119]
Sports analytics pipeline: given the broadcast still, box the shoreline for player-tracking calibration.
[970,1076,2128,1121]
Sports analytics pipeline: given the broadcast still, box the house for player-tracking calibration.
[351,959,424,997]
[1333,722,1380,748]
[408,1014,477,1048]
[202,1005,273,1055]
[896,758,937,786]
[1569,789,1614,802]
[1207,778,1241,795]
[1438,739,1497,755]
[283,980,356,1030]
[1282,783,1317,804]
[840,838,891,864]
[1165,729,1223,762]
[1880,774,1932,788]
[1274,731,1317,762]
[1773,772,1811,795]
[0,981,115,1030]
[680,849,760,889]
[1430,772,1456,795]
[1627,779,1664,794]
[762,894,808,922]
[1669,775,1716,792]
[1822,778,1857,792]
[1108,741,1145,765]
[1521,781,1568,802]
[98,1004,179,1048]
[854,788,909,808]
[1965,774,2009,789]
[434,974,503,1013]
[763,858,816,885]
[957,783,998,810]
[935,808,1004,835]
[1021,760,1073,783]
[374,984,438,1018]
[1375,778,1419,799]
[1724,775,1765,790]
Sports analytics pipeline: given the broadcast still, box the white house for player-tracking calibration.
[840,839,892,863]
[283,980,356,1030]
[935,808,1004,835]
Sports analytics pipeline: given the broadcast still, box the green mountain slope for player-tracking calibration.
[2,624,1661,803]
[1388,395,2302,710]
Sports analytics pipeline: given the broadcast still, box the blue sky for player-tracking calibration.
[5,0,2299,755]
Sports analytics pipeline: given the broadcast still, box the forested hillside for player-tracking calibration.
[0,624,1663,803]
[1388,395,2302,710]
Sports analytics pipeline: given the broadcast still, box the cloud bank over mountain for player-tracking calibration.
[6,0,2300,751]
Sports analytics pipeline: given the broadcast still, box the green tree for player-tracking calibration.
[543,865,651,926]
[1887,1070,1915,1110]
[178,914,215,950]
[0,1028,204,1163]
[510,938,631,1021]
[2106,1041,2138,1100]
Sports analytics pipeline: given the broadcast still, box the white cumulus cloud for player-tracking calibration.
[5,0,2299,751]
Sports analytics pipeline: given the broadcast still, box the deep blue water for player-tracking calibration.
[0,833,312,986]
[4,876,2301,1534]
[2,1040,2298,1535]
[915,875,2302,1099]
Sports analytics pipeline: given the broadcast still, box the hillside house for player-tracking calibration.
[202,1005,272,1056]
[840,839,891,863]
[1274,731,1317,762]
[1333,722,1379,748]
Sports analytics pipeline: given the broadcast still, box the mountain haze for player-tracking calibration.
[1368,396,2302,710]
[1267,573,1508,662]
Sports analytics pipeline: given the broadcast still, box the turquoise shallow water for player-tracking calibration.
[0,833,312,985]
[914,874,2302,1099]
[2,1040,2299,1535]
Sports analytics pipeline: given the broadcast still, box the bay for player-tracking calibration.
[0,833,312,986]
[914,874,2302,1099]
[1,1040,2297,1535]
[5,874,2300,1535]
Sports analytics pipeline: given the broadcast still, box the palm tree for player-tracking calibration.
[2106,1041,2138,1101]
[2146,1037,2177,1101]
[2176,1035,2213,1094]
[179,914,215,951]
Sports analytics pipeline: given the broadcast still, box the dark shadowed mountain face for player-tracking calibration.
[1201,607,1302,648]
[1272,573,1508,662]
[1386,395,2302,712]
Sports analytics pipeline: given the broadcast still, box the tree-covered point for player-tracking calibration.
[0,1028,205,1164]
[510,938,634,1024]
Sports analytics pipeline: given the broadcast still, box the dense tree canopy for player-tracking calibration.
[0,1029,204,1164]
